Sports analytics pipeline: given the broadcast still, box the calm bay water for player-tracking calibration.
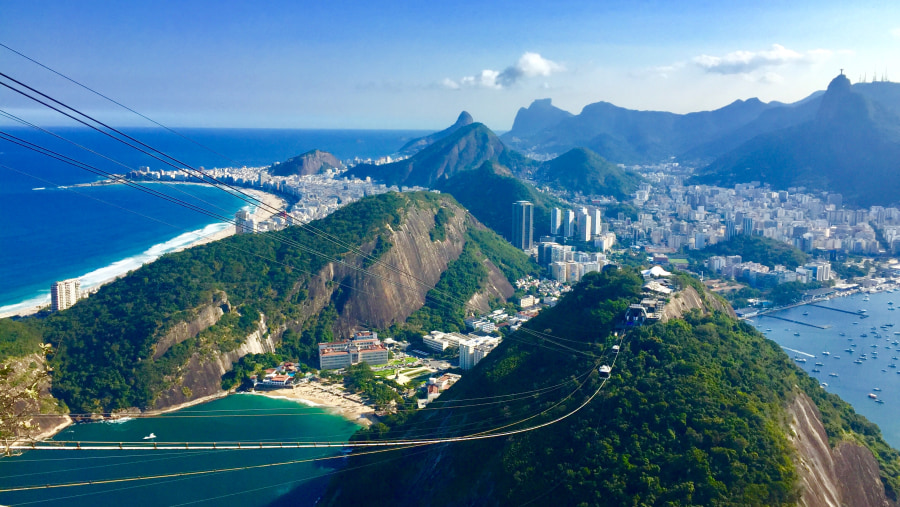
[0,127,428,313]
[752,290,900,448]
[0,395,360,506]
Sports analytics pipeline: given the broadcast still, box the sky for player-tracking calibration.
[2,0,899,130]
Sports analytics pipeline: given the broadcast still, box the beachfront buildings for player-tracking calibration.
[50,278,81,312]
[318,331,389,370]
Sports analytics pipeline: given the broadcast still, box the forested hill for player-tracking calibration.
[321,271,900,506]
[8,192,536,413]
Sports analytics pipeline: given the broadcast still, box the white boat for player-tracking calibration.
[869,393,878,399]
[143,433,157,440]
[829,373,839,377]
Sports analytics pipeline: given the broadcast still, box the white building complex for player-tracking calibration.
[318,331,389,370]
[51,279,81,312]
[459,336,501,370]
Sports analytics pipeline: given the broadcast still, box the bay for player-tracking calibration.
[0,127,429,312]
[752,290,900,448]
[0,394,360,506]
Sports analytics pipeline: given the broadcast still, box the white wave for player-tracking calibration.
[1,222,232,316]
[79,222,231,289]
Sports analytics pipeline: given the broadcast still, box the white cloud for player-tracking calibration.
[444,52,563,90]
[760,72,784,84]
[693,44,811,74]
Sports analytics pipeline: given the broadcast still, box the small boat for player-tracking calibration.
[845,349,854,353]
[803,312,809,316]
[877,399,885,404]
[794,332,801,336]
[834,356,841,359]
[855,360,864,364]
[869,393,878,399]
[822,351,830,356]
[812,368,821,373]
[766,328,772,332]
[840,333,846,336]
[874,388,882,391]
[143,433,157,440]
[854,322,859,325]
[815,362,824,366]
[891,364,897,368]
[861,334,869,337]
[794,357,807,363]
[829,373,839,377]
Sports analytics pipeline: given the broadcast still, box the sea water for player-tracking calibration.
[0,127,428,313]
[753,290,900,448]
[0,394,360,506]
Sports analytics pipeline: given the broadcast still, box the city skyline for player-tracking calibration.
[2,1,899,130]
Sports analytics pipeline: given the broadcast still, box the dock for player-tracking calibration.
[760,314,831,329]
[808,304,869,318]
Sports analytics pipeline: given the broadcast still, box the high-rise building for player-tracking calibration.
[725,219,737,240]
[577,209,592,242]
[742,217,754,236]
[511,201,534,250]
[51,279,81,312]
[564,209,576,237]
[593,209,603,235]
[550,208,562,236]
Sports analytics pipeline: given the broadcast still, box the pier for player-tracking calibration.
[760,314,831,329]
[808,304,869,318]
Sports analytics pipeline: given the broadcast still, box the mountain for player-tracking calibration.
[502,97,780,163]
[7,192,536,413]
[436,161,566,242]
[321,272,900,506]
[535,147,643,199]
[347,123,536,187]
[268,149,343,176]
[692,74,900,206]
[396,111,475,157]
[506,98,573,138]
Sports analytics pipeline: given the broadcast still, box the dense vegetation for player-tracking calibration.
[437,161,565,242]
[690,234,810,270]
[19,193,415,412]
[536,147,643,199]
[0,319,44,361]
[323,270,900,506]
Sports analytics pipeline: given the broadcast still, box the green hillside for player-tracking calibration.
[437,161,565,242]
[2,192,532,414]
[322,271,900,506]
[347,123,536,187]
[537,147,643,199]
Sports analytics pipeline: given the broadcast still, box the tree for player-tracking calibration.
[1,344,52,457]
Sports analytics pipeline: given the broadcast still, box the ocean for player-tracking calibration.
[0,394,361,506]
[752,290,900,448]
[0,127,428,314]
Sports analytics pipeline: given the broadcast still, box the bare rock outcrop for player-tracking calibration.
[153,293,228,359]
[661,285,735,322]
[789,391,897,507]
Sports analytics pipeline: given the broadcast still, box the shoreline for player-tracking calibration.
[247,384,376,427]
[0,186,286,320]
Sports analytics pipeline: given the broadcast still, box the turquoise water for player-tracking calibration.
[752,290,900,447]
[0,394,360,506]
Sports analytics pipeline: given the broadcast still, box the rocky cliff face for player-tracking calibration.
[153,315,276,409]
[153,293,228,360]
[789,392,898,507]
[660,285,735,322]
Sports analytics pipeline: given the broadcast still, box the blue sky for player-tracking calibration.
[2,0,899,130]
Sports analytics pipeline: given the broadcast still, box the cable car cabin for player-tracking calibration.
[598,365,612,378]
[612,345,620,353]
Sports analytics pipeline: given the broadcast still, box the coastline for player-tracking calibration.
[248,383,376,427]
[0,186,286,320]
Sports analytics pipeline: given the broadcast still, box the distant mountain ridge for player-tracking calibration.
[536,147,642,199]
[397,111,474,157]
[503,80,900,167]
[347,122,535,187]
[692,74,900,206]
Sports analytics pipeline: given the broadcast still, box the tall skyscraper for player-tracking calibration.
[511,201,534,250]
[742,217,754,236]
[577,209,592,242]
[725,219,737,240]
[593,209,603,235]
[51,279,81,312]
[564,209,576,237]
[550,208,562,236]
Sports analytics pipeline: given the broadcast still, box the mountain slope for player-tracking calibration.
[536,147,643,199]
[347,123,536,187]
[502,97,779,163]
[692,74,900,206]
[321,272,900,506]
[436,161,566,242]
[397,111,474,157]
[21,192,533,413]
[268,149,343,176]
[506,98,573,138]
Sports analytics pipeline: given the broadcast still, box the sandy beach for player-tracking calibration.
[0,186,286,319]
[251,382,376,426]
